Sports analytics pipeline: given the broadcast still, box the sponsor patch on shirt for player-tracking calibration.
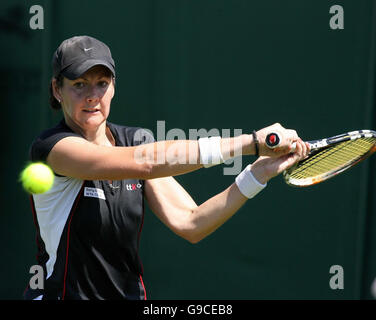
[84,187,106,200]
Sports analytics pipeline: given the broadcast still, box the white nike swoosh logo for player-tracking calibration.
[84,48,93,52]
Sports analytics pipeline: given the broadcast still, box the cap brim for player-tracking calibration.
[61,59,115,80]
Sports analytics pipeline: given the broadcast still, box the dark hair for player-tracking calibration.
[49,73,64,110]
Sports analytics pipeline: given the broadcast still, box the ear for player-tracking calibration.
[51,78,63,102]
[110,78,115,98]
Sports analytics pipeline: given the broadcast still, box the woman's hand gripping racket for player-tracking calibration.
[265,130,376,187]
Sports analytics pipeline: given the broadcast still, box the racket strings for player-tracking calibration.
[288,137,376,179]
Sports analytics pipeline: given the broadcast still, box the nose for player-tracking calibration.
[85,85,101,105]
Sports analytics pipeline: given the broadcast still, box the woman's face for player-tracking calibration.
[53,65,115,133]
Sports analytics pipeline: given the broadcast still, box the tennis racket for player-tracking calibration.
[265,130,376,187]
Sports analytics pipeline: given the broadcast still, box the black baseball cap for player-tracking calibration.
[52,35,115,80]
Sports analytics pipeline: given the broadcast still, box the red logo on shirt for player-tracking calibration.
[126,183,142,191]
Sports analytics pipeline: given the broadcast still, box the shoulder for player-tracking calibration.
[30,120,81,162]
[107,122,155,146]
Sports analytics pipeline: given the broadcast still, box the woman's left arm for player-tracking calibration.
[144,176,248,244]
[144,139,309,243]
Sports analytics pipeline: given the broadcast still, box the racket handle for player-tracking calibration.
[265,132,297,152]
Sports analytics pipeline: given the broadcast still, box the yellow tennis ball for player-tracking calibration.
[20,162,54,194]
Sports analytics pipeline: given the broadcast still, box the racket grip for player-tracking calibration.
[265,132,297,152]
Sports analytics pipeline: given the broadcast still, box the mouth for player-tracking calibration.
[83,107,100,114]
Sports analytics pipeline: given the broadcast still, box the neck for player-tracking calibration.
[64,118,114,147]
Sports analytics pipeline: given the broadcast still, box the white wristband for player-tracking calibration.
[235,164,267,199]
[198,136,224,168]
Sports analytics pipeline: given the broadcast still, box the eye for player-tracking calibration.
[98,80,109,88]
[73,82,85,89]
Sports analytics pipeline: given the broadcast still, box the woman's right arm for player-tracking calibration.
[47,123,302,180]
[47,136,204,180]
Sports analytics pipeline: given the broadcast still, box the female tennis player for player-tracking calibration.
[24,36,309,300]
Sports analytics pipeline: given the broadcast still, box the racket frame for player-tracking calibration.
[283,130,376,187]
